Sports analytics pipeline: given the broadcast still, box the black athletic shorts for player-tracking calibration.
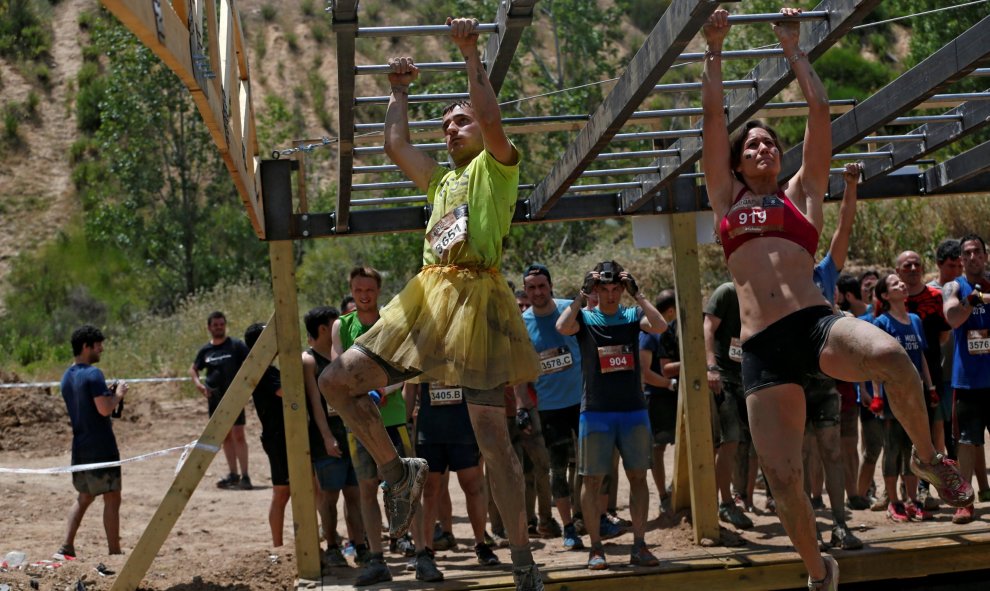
[742,306,840,396]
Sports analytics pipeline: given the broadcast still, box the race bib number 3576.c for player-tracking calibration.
[428,204,469,260]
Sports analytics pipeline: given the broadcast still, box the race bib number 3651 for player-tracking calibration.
[597,345,634,373]
[428,204,469,260]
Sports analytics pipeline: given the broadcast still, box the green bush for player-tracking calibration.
[300,0,315,17]
[3,104,20,145]
[261,3,277,22]
[0,0,52,61]
[286,31,299,53]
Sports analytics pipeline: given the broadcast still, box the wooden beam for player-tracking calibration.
[526,0,720,219]
[171,0,188,23]
[670,395,691,512]
[231,0,249,79]
[669,211,719,543]
[110,319,278,591]
[619,0,881,214]
[332,0,360,234]
[484,0,537,93]
[923,139,990,193]
[780,14,990,180]
[269,241,321,579]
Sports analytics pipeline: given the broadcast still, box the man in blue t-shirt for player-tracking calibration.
[557,260,666,570]
[942,233,990,524]
[519,264,585,551]
[58,325,127,560]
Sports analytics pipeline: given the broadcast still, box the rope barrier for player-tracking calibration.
[0,440,220,475]
[0,377,192,390]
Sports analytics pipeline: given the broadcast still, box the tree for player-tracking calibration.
[81,15,268,310]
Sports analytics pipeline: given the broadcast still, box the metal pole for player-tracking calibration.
[855,134,926,144]
[926,92,990,103]
[889,114,964,125]
[355,61,479,75]
[726,11,829,24]
[356,23,498,38]
[355,92,470,106]
[613,130,702,142]
[582,166,658,178]
[972,68,990,77]
[354,143,446,155]
[597,149,680,160]
[654,79,755,93]
[832,151,892,160]
[677,48,783,63]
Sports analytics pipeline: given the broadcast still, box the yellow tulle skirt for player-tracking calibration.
[355,264,540,390]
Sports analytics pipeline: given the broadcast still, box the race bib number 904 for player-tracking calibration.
[597,345,634,373]
[539,347,573,375]
[429,383,464,405]
[428,204,469,260]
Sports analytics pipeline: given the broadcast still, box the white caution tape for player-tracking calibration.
[0,439,221,475]
[0,377,192,390]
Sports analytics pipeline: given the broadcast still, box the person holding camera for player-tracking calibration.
[58,325,127,560]
[556,261,666,570]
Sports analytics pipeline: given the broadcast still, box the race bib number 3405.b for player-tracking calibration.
[428,204,469,260]
[429,383,464,405]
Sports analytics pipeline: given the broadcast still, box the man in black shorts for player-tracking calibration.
[639,289,678,515]
[190,311,251,489]
[245,323,291,548]
[302,306,365,568]
[58,325,126,559]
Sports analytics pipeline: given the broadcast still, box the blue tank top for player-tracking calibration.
[951,276,990,389]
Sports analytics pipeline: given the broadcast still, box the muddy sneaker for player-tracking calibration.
[810,496,826,510]
[887,502,910,523]
[907,501,933,521]
[606,510,632,528]
[512,563,545,591]
[719,501,754,530]
[414,548,443,582]
[537,517,562,538]
[389,534,416,557]
[952,505,975,524]
[807,554,839,591]
[599,514,625,540]
[562,523,585,551]
[979,489,990,503]
[846,495,871,510]
[910,449,974,508]
[323,545,348,568]
[629,542,659,567]
[54,544,76,560]
[573,515,587,536]
[433,530,456,551]
[354,553,391,586]
[474,542,500,566]
[829,524,863,550]
[381,457,428,538]
[870,493,889,512]
[353,543,371,567]
[237,475,253,490]
[489,528,510,549]
[587,547,608,570]
[216,473,240,489]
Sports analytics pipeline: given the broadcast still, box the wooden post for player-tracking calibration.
[670,390,691,512]
[669,212,719,542]
[111,320,278,591]
[269,240,321,580]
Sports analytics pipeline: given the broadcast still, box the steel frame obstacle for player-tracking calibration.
[98,1,990,589]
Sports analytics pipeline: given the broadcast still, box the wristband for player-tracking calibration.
[706,364,720,372]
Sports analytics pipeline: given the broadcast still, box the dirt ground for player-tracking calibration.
[1,381,988,591]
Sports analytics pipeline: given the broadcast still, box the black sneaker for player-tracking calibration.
[474,542,500,566]
[354,554,392,586]
[381,458,428,538]
[217,473,240,489]
[353,543,371,567]
[433,530,456,551]
[512,563,545,591]
[414,548,443,582]
[389,534,416,557]
[323,545,349,568]
[829,523,864,550]
[237,475,253,490]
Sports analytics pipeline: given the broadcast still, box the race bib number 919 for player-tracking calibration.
[597,345,634,373]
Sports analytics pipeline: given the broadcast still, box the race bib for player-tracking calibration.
[428,204,469,260]
[726,194,786,239]
[967,329,990,355]
[429,383,464,405]
[539,347,573,375]
[597,345,634,373]
[728,337,743,363]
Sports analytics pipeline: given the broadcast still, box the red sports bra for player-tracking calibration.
[717,187,819,259]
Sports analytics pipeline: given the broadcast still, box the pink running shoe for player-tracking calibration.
[910,449,974,508]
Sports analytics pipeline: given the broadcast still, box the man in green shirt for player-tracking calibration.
[318,17,542,591]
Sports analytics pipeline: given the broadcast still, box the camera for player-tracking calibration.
[599,262,615,283]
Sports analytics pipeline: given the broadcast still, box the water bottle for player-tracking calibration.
[2,550,26,569]
[343,540,356,558]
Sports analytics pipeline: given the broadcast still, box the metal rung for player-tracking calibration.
[889,114,964,125]
[855,134,926,144]
[582,166,658,178]
[833,151,892,160]
[597,149,680,161]
[972,68,990,76]
[351,195,430,206]
[356,61,483,75]
[677,48,783,63]
[353,180,417,191]
[613,130,703,142]
[926,92,990,103]
[727,11,829,24]
[353,163,448,174]
[355,92,470,106]
[354,143,446,155]
[355,23,499,38]
[568,182,643,192]
[654,79,755,93]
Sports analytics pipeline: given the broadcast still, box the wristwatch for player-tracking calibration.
[706,364,720,372]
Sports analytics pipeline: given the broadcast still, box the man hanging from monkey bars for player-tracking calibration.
[318,16,545,590]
